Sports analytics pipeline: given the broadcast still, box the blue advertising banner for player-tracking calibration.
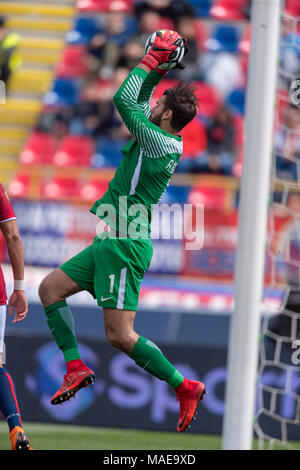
[10,200,96,267]
[4,335,300,440]
[5,335,224,434]
[8,200,185,274]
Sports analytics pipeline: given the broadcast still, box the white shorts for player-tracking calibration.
[0,304,6,362]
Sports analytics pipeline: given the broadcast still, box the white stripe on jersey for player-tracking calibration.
[121,74,183,159]
[130,150,143,196]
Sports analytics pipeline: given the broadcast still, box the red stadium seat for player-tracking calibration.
[152,81,221,118]
[80,178,109,201]
[56,46,88,78]
[210,0,249,20]
[8,173,30,198]
[53,135,95,167]
[192,82,222,117]
[276,89,289,122]
[188,184,227,210]
[76,0,133,13]
[232,115,244,148]
[238,54,248,88]
[238,25,251,54]
[195,20,208,51]
[285,0,300,16]
[181,119,207,156]
[232,150,243,178]
[158,17,175,31]
[150,79,179,106]
[19,132,57,165]
[41,177,82,200]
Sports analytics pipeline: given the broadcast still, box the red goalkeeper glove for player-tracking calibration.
[154,35,189,75]
[155,67,168,77]
[141,30,184,71]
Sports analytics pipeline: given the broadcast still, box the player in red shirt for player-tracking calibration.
[0,182,33,450]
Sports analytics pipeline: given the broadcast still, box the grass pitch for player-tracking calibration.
[0,422,220,450]
[1,422,300,450]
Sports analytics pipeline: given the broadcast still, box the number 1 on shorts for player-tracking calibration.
[109,274,115,293]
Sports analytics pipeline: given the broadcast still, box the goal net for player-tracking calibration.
[254,5,300,449]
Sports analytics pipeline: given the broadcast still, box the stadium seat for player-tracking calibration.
[188,0,213,17]
[158,17,175,31]
[19,132,57,165]
[226,88,246,115]
[7,15,71,36]
[195,20,209,51]
[187,184,227,210]
[206,25,240,52]
[125,15,139,34]
[232,115,244,148]
[285,0,300,16]
[8,173,30,198]
[53,135,95,167]
[238,54,248,88]
[192,82,222,118]
[40,176,82,200]
[0,98,42,126]
[44,78,79,107]
[159,185,190,205]
[66,16,101,45]
[181,119,207,156]
[232,150,243,178]
[210,0,249,20]
[150,79,179,107]
[276,88,289,122]
[80,178,109,201]
[76,0,133,13]
[0,3,74,18]
[56,45,88,78]
[238,25,251,54]
[91,137,125,168]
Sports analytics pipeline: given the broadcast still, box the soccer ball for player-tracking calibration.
[144,30,185,70]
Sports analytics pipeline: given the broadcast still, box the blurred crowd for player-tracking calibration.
[4,0,300,180]
[35,0,250,177]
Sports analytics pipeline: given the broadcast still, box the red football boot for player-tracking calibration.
[51,367,95,405]
[176,378,206,432]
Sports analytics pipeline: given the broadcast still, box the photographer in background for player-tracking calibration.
[0,16,21,86]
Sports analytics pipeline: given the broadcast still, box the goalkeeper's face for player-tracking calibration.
[150,96,170,127]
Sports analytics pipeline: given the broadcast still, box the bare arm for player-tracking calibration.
[1,219,24,280]
[0,219,28,322]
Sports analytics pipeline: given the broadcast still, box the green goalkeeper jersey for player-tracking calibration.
[90,66,183,236]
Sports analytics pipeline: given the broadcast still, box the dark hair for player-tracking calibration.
[0,16,6,28]
[163,82,200,132]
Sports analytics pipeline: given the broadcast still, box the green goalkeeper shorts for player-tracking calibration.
[59,233,153,311]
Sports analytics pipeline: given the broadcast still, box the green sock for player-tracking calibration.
[44,300,81,362]
[129,336,184,389]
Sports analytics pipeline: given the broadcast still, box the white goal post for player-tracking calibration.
[222,0,282,450]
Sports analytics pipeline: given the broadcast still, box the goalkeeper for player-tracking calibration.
[39,30,205,432]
